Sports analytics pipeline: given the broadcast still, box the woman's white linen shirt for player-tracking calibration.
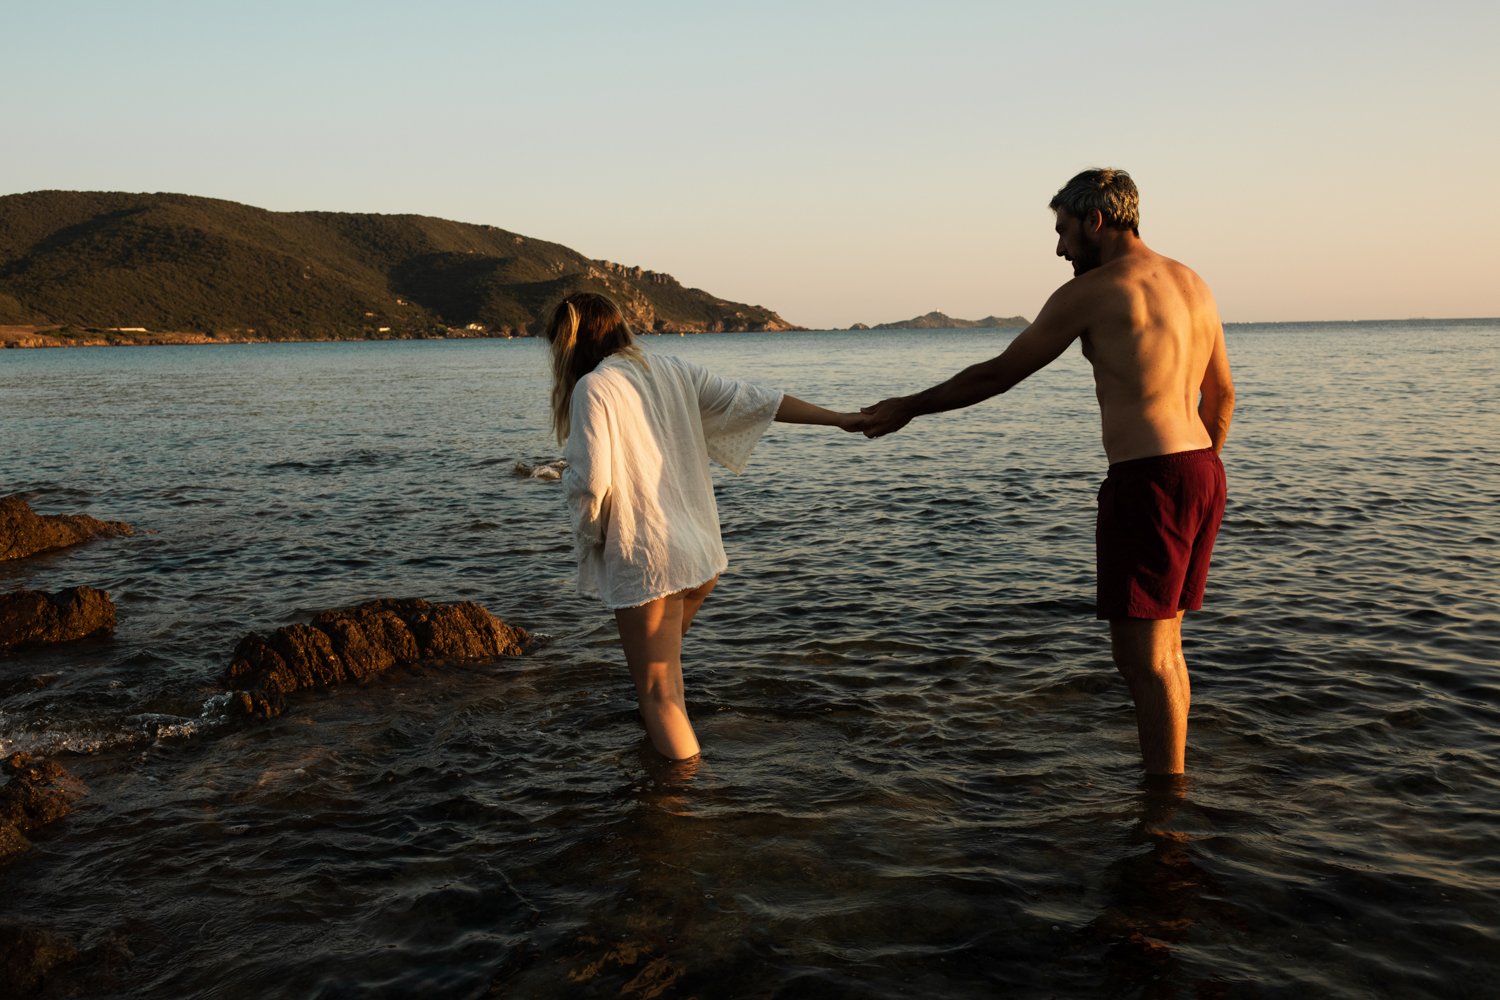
[562,353,783,609]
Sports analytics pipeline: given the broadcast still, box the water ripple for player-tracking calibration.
[1,326,1497,997]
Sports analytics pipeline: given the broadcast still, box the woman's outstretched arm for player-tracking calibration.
[775,394,865,431]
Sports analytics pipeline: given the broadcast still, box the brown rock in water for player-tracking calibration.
[0,917,133,998]
[0,495,133,562]
[0,920,82,997]
[0,753,87,865]
[0,587,117,652]
[223,597,529,720]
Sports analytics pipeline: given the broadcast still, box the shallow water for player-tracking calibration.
[2,321,1497,998]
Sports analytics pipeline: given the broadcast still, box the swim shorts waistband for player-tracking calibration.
[1107,448,1220,476]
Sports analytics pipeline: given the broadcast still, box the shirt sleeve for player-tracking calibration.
[687,360,784,475]
[561,379,612,549]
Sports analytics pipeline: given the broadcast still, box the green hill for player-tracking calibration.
[0,191,796,340]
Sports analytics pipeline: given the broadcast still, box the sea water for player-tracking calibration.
[1,321,1497,997]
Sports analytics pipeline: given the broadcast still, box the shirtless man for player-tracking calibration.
[860,168,1235,776]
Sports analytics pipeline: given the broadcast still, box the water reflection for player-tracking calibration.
[1089,776,1245,998]
[502,753,719,997]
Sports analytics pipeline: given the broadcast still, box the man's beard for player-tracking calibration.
[1071,238,1103,276]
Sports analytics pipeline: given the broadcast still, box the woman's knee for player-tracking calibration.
[682,576,718,603]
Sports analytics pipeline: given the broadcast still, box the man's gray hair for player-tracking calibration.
[1049,168,1140,235]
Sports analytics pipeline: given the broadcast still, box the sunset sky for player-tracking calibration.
[6,1,1497,328]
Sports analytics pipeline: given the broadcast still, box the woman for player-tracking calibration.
[547,292,861,760]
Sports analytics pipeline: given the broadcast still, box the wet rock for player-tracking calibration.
[0,673,58,699]
[514,459,565,481]
[0,753,87,864]
[0,920,81,997]
[0,823,30,860]
[0,587,117,652]
[0,495,133,562]
[223,598,530,720]
[0,920,130,999]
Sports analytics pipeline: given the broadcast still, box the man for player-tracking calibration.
[860,168,1235,776]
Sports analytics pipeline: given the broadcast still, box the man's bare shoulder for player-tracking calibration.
[1105,249,1217,315]
[1044,265,1121,311]
[1047,257,1146,318]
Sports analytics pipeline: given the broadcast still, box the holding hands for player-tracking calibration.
[776,394,915,438]
[857,397,913,438]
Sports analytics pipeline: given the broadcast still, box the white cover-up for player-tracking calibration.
[562,352,783,610]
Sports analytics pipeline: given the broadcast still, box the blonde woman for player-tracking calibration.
[547,292,862,760]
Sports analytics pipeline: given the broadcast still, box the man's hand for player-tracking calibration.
[859,397,914,438]
[836,411,871,433]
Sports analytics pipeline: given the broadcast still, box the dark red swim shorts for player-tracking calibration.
[1096,448,1226,620]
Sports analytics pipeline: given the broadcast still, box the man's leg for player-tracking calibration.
[616,595,701,760]
[1109,611,1190,774]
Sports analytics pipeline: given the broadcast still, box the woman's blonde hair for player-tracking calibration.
[546,292,648,443]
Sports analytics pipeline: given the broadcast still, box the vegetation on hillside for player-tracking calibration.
[0,191,796,340]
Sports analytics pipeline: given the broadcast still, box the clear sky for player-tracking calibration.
[6,1,1497,328]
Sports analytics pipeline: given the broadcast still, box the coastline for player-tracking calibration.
[0,325,513,350]
[0,324,818,349]
[9,317,1494,350]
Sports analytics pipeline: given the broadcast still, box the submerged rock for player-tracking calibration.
[0,753,87,865]
[0,920,81,997]
[0,587,117,652]
[0,919,131,998]
[223,597,530,720]
[0,495,134,562]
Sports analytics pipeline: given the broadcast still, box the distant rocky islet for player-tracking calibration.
[847,310,1029,331]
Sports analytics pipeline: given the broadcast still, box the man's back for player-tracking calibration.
[1076,247,1226,464]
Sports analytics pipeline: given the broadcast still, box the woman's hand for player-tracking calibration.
[858,397,915,437]
[836,411,870,433]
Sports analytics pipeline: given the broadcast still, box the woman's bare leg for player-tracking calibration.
[615,593,701,760]
[679,575,718,636]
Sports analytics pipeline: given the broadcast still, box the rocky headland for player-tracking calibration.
[0,191,798,342]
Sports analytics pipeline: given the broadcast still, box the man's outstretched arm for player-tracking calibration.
[861,288,1083,437]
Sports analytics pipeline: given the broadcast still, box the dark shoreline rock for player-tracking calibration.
[0,753,86,865]
[0,918,131,998]
[0,495,133,562]
[0,920,82,997]
[223,597,530,720]
[0,757,96,995]
[0,587,117,653]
